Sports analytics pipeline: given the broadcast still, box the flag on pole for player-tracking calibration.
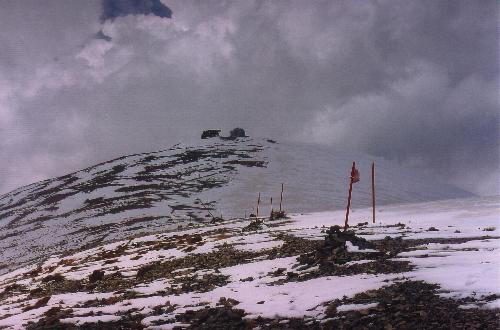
[351,166,360,183]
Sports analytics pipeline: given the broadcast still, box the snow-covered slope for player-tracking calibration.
[213,140,473,217]
[0,197,498,329]
[0,137,471,274]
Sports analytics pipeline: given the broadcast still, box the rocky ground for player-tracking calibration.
[0,198,499,329]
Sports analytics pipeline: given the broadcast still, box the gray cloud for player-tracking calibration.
[95,30,112,41]
[101,0,172,21]
[0,0,498,196]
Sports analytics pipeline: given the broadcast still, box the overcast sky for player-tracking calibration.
[0,0,498,196]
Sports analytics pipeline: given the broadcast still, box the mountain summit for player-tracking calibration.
[0,136,471,274]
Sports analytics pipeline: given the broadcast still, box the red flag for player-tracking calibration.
[351,167,360,183]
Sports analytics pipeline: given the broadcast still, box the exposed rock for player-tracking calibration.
[323,281,500,330]
[174,273,229,293]
[23,296,51,312]
[377,236,406,257]
[242,219,263,232]
[315,225,376,265]
[174,306,247,329]
[88,270,105,283]
[269,210,287,220]
[217,297,240,308]
[25,307,74,329]
[41,273,65,283]
[224,159,266,167]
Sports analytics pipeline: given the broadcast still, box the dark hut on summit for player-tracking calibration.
[201,128,247,140]
[229,128,246,139]
[201,129,221,139]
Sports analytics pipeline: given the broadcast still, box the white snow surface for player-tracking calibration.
[336,302,379,312]
[0,196,498,328]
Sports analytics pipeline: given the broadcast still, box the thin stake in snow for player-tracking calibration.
[257,192,261,217]
[372,162,376,224]
[270,197,274,216]
[201,200,215,219]
[344,161,359,231]
[279,183,284,212]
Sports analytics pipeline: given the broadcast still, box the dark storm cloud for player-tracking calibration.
[0,0,498,196]
[101,0,172,21]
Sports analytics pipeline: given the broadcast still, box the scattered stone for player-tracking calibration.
[88,270,105,283]
[242,219,264,232]
[28,266,43,277]
[377,236,405,257]
[41,273,65,283]
[23,296,51,312]
[323,281,500,330]
[136,263,158,279]
[174,273,229,293]
[218,297,240,308]
[174,306,247,329]
[270,268,286,276]
[224,159,266,167]
[186,234,203,244]
[28,287,44,297]
[25,307,73,329]
[268,234,322,259]
[269,210,288,220]
[152,302,175,316]
[0,284,28,301]
[313,225,376,265]
[427,227,439,231]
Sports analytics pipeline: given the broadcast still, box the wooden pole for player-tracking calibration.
[279,183,284,212]
[270,197,273,216]
[257,193,261,217]
[372,162,376,224]
[344,162,355,231]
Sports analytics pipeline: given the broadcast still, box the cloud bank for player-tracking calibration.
[0,0,498,195]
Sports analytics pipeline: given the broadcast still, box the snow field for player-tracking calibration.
[0,196,498,328]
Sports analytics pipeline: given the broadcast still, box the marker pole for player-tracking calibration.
[344,162,355,231]
[372,162,376,224]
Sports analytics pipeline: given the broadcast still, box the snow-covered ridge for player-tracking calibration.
[0,137,471,275]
